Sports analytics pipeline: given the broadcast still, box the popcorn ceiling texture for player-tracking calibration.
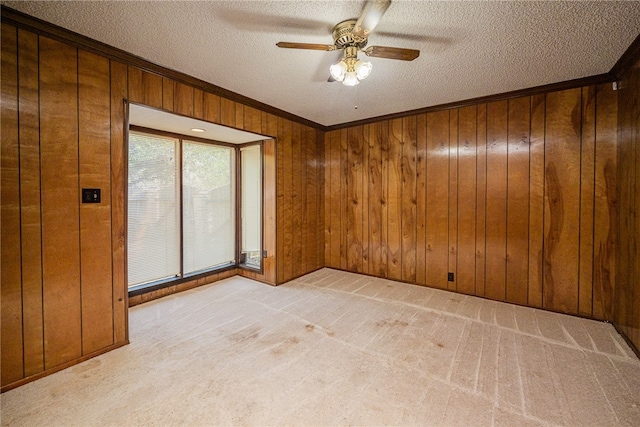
[4,1,640,126]
[2,270,639,425]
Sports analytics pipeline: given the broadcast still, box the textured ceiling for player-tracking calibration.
[4,1,640,126]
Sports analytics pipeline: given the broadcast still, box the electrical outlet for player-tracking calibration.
[263,250,268,258]
[82,188,101,204]
[448,272,454,282]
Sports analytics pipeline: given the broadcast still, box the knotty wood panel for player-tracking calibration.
[39,36,82,369]
[378,121,390,278]
[544,88,582,314]
[110,60,128,345]
[193,89,204,120]
[291,123,304,277]
[593,83,617,320]
[485,101,508,301]
[1,24,23,386]
[244,106,262,134]
[387,119,403,280]
[425,111,449,289]
[506,96,530,305]
[162,77,174,111]
[528,94,545,308]
[173,82,194,117]
[18,29,44,377]
[347,126,364,272]
[402,116,417,283]
[263,139,277,284]
[235,103,244,129]
[615,56,640,351]
[448,110,458,291]
[457,106,477,295]
[361,124,370,274]
[340,129,349,271]
[327,130,341,269]
[579,86,596,317]
[415,114,428,286]
[127,67,162,108]
[220,98,235,127]
[475,104,487,297]
[367,123,385,277]
[304,128,319,274]
[78,50,114,355]
[203,92,221,123]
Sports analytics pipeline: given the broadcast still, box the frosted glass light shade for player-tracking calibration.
[355,60,372,80]
[343,71,360,86]
[329,61,347,81]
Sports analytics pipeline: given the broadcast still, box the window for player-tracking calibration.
[128,130,246,291]
[240,144,261,269]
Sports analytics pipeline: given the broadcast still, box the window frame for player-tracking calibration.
[126,125,263,297]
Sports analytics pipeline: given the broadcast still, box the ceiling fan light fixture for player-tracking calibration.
[330,61,347,82]
[355,59,373,80]
[343,71,360,86]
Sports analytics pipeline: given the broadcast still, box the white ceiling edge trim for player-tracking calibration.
[129,103,267,144]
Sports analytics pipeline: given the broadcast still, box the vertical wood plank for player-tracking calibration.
[220,97,236,128]
[263,139,277,284]
[402,116,417,283]
[579,86,596,317]
[485,100,508,301]
[448,110,458,290]
[528,94,545,308]
[544,88,581,314]
[387,118,403,280]
[18,29,44,377]
[110,60,128,344]
[324,130,333,266]
[425,111,450,289]
[193,88,204,120]
[457,106,477,295]
[476,104,487,297]
[347,126,364,272]
[328,130,342,269]
[368,124,384,276]
[415,114,428,286]
[235,103,244,129]
[276,119,286,282]
[1,24,24,386]
[162,77,174,111]
[361,124,370,275]
[593,83,617,321]
[379,121,389,278]
[506,96,531,305]
[340,128,349,270]
[305,127,319,272]
[244,106,262,134]
[173,82,194,117]
[127,67,162,109]
[78,50,114,354]
[291,122,304,277]
[40,37,82,368]
[279,119,294,281]
[203,92,221,124]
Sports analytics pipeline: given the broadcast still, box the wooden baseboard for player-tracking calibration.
[1,340,129,393]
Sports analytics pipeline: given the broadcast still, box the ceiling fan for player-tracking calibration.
[276,0,420,86]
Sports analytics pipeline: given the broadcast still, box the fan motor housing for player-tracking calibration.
[332,19,368,49]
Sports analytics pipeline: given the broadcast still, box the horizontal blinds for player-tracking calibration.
[241,144,261,252]
[127,132,180,286]
[183,141,235,274]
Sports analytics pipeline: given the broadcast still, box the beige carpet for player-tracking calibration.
[2,268,639,426]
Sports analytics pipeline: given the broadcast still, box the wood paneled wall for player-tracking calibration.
[615,56,640,351]
[0,22,324,390]
[324,86,618,319]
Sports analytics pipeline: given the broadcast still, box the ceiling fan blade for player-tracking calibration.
[364,46,420,61]
[353,0,391,39]
[276,42,336,51]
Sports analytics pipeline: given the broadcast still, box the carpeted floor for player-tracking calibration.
[2,268,639,426]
